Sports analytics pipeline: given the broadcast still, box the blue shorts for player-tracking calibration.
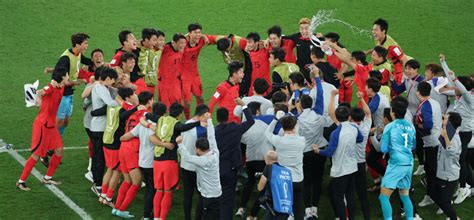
[56,95,73,119]
[381,164,413,190]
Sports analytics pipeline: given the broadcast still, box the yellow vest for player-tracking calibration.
[138,46,160,86]
[217,35,245,64]
[61,49,81,81]
[103,106,121,144]
[272,62,300,83]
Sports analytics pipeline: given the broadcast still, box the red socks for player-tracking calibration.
[46,154,62,177]
[101,184,109,197]
[153,191,164,218]
[115,181,131,208]
[119,184,139,211]
[20,157,38,182]
[160,191,173,219]
[106,188,115,200]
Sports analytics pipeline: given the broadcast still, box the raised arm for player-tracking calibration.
[312,69,324,115]
[358,92,371,119]
[328,90,339,125]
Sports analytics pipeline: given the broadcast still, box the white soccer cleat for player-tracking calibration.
[235,207,245,217]
[418,195,434,207]
[311,206,319,218]
[436,208,444,214]
[454,186,471,204]
[84,171,93,183]
[413,165,425,176]
[413,213,422,220]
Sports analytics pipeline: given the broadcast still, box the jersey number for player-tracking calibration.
[402,133,408,148]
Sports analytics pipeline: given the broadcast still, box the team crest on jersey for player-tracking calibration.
[213,92,220,99]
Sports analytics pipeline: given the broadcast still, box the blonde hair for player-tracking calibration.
[299,18,311,25]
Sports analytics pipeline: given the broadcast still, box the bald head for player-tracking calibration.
[264,150,278,165]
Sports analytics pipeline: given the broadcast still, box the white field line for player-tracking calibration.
[13,146,88,152]
[6,149,92,220]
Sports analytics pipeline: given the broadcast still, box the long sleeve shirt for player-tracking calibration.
[310,81,339,127]
[437,132,461,181]
[415,98,442,147]
[179,118,212,171]
[353,117,372,163]
[90,83,119,132]
[391,75,424,116]
[368,92,390,129]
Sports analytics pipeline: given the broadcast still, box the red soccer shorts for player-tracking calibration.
[153,160,180,190]
[119,141,139,174]
[181,78,203,102]
[158,82,182,107]
[104,147,120,170]
[30,119,62,157]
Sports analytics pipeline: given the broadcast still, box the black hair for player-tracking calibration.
[120,52,137,63]
[216,107,229,123]
[447,112,462,130]
[138,91,153,105]
[274,103,288,114]
[169,102,184,118]
[51,67,68,83]
[270,47,286,62]
[369,70,382,81]
[417,81,432,97]
[351,107,365,122]
[248,102,261,115]
[390,96,408,119]
[141,28,158,40]
[196,138,210,151]
[300,95,313,109]
[338,102,351,109]
[267,25,282,37]
[119,30,132,46]
[156,29,165,37]
[246,32,260,42]
[324,32,340,42]
[94,66,106,80]
[272,91,287,104]
[173,33,186,42]
[71,33,90,47]
[335,106,351,122]
[405,59,420,70]
[366,77,381,93]
[311,46,325,59]
[457,76,473,91]
[118,87,134,100]
[187,23,202,32]
[383,107,393,122]
[100,67,118,81]
[352,51,368,66]
[194,104,210,116]
[228,61,244,77]
[289,72,305,87]
[281,116,297,131]
[152,102,167,116]
[90,48,103,57]
[373,18,389,34]
[424,63,443,76]
[253,78,269,95]
[217,38,231,51]
[373,46,388,59]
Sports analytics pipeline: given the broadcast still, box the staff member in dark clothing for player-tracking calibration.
[215,98,255,220]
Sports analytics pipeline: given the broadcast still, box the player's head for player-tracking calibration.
[195,138,210,155]
[274,103,289,114]
[216,107,229,123]
[194,104,210,117]
[446,112,462,130]
[71,33,90,53]
[264,150,278,165]
[155,30,166,50]
[310,46,325,63]
[217,38,231,52]
[187,23,203,42]
[272,91,287,104]
[267,25,282,48]
[51,66,69,85]
[299,17,311,38]
[253,78,269,95]
[246,32,260,50]
[120,52,136,73]
[169,102,184,118]
[300,95,313,109]
[372,46,388,64]
[324,32,340,43]
[383,107,393,124]
[365,77,381,97]
[350,107,365,123]
[417,81,431,99]
[138,91,153,107]
[119,30,137,50]
[269,47,286,67]
[152,101,167,117]
[457,76,473,95]
[90,48,104,68]
[118,87,138,105]
[351,51,368,66]
[172,33,186,52]
[100,67,118,86]
[281,115,297,132]
[141,28,159,49]
[390,96,408,119]
[404,59,420,78]
[372,18,388,41]
[289,72,305,90]
[424,63,443,80]
[228,61,244,83]
[369,70,383,82]
[335,105,351,122]
[248,101,262,116]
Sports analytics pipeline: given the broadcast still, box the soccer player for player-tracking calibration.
[208,33,252,96]
[157,33,186,107]
[371,46,393,86]
[209,61,244,123]
[369,70,391,101]
[246,32,271,96]
[323,32,350,103]
[268,48,300,95]
[372,18,410,85]
[110,30,139,82]
[309,46,339,88]
[114,52,137,88]
[424,63,449,114]
[78,48,105,84]
[267,25,296,63]
[138,28,160,95]
[377,96,416,220]
[415,82,443,208]
[16,67,69,191]
[182,23,207,119]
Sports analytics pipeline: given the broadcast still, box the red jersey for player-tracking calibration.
[110,50,124,68]
[37,84,64,128]
[354,64,370,103]
[158,43,184,85]
[209,81,240,123]
[248,48,271,96]
[123,109,149,151]
[326,50,342,71]
[182,39,206,81]
[387,45,404,83]
[267,39,296,64]
[78,68,94,84]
